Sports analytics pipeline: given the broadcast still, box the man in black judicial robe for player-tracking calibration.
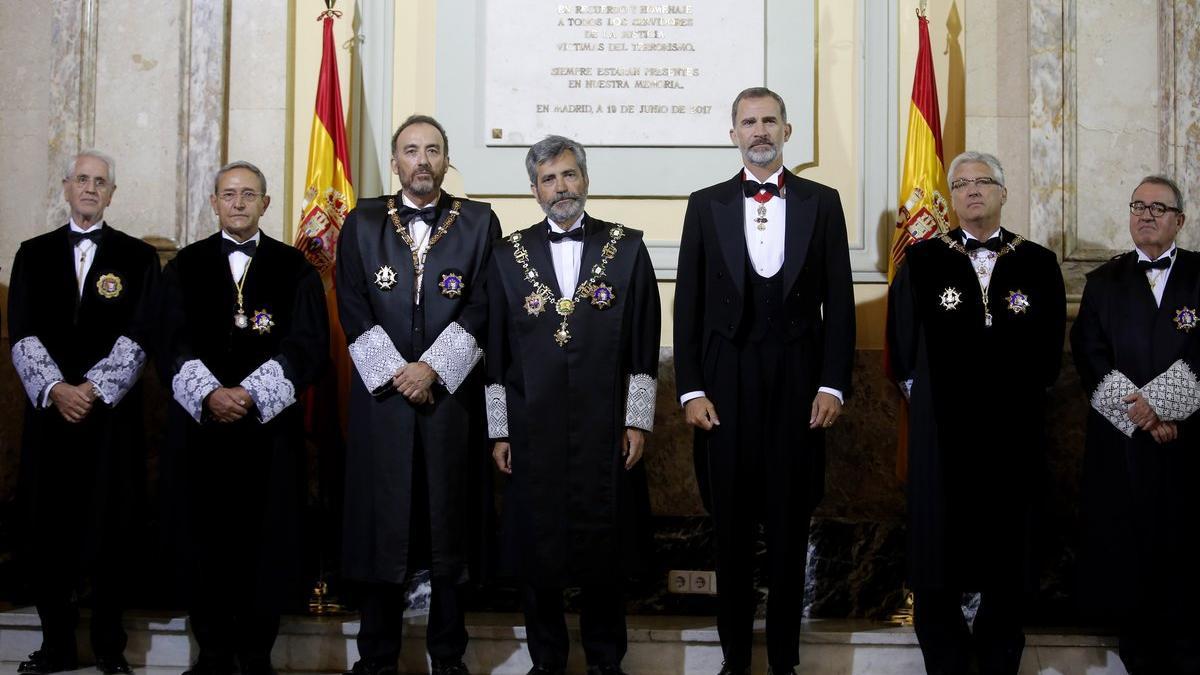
[8,151,158,675]
[336,115,498,675]
[888,152,1065,675]
[1071,175,1200,674]
[672,87,855,675]
[159,161,328,675]
[487,135,659,675]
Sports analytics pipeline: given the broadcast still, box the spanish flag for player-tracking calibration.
[295,1,355,432]
[890,7,952,480]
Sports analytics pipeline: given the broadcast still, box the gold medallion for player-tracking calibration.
[554,325,571,346]
[589,281,616,309]
[556,298,575,316]
[438,270,466,298]
[251,308,275,335]
[234,309,249,329]
[524,292,547,316]
[96,273,123,299]
[1174,306,1198,332]
[1006,289,1030,315]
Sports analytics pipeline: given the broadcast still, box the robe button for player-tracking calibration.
[724,296,731,304]
[727,323,734,331]
[716,271,724,279]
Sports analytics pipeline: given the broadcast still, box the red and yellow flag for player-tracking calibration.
[890,7,952,481]
[295,2,355,431]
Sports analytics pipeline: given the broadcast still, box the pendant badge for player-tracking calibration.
[374,265,398,291]
[251,309,275,335]
[524,292,547,316]
[555,298,575,316]
[234,309,249,329]
[554,325,572,347]
[1006,289,1030,315]
[438,270,466,298]
[96,273,123,299]
[938,287,963,311]
[587,280,616,309]
[1174,306,1198,332]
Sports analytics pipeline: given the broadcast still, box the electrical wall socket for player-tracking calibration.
[667,570,718,595]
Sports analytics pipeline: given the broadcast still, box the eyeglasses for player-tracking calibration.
[218,190,263,204]
[1129,201,1182,217]
[950,177,1002,191]
[67,174,110,190]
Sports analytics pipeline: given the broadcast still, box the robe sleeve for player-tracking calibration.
[85,246,160,406]
[1141,360,1200,422]
[240,265,329,423]
[886,258,918,389]
[622,241,661,432]
[1034,250,1068,389]
[484,240,511,440]
[419,212,501,394]
[7,242,65,407]
[158,258,221,423]
[335,209,407,397]
[1070,275,1137,436]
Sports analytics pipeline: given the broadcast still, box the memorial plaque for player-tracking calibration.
[484,2,765,147]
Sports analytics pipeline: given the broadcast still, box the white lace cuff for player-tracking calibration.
[1090,369,1138,438]
[900,379,913,400]
[485,383,509,438]
[419,322,483,394]
[624,373,657,432]
[1142,359,1200,422]
[11,337,65,407]
[241,359,296,423]
[172,359,222,423]
[84,336,146,406]
[349,325,407,394]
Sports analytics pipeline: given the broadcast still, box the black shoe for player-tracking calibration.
[526,666,565,675]
[431,660,469,675]
[182,655,235,675]
[238,654,276,675]
[344,659,398,675]
[717,662,748,675]
[95,655,133,675]
[19,650,79,675]
[586,666,628,675]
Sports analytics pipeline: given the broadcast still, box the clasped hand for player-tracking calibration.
[1124,391,1177,443]
[393,362,437,405]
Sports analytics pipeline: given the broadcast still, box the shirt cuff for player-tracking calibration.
[679,390,706,406]
[818,386,844,404]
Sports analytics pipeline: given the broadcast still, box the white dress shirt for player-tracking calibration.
[70,219,104,297]
[1136,244,1177,307]
[222,230,261,282]
[399,194,437,303]
[961,227,1002,292]
[547,214,585,296]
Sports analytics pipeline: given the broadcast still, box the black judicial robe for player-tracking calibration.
[888,228,1065,592]
[673,170,855,548]
[1070,249,1200,623]
[486,216,660,588]
[159,232,328,606]
[337,191,498,585]
[8,224,159,568]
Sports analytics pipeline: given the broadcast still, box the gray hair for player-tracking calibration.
[1135,174,1185,212]
[65,149,117,185]
[525,135,588,184]
[392,114,449,157]
[731,86,788,125]
[214,160,268,194]
[947,151,1006,187]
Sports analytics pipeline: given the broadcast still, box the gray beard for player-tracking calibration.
[543,195,587,225]
[746,145,778,166]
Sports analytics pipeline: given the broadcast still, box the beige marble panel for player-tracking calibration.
[92,0,185,243]
[1028,0,1066,255]
[228,108,290,241]
[1172,0,1200,251]
[183,1,229,246]
[964,0,999,118]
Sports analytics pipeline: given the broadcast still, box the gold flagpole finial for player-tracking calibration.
[917,0,928,18]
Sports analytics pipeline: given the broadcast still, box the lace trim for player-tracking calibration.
[1090,369,1137,438]
[624,373,657,432]
[419,322,483,394]
[348,325,407,394]
[1142,359,1200,422]
[485,383,509,439]
[241,359,296,423]
[11,337,64,407]
[172,359,222,423]
[84,336,146,406]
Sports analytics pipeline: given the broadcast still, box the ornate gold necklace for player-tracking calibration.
[386,197,462,304]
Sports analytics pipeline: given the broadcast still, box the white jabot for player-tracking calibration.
[743,166,786,278]
[546,213,585,298]
[1136,244,1177,307]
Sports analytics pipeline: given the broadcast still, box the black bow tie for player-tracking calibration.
[68,229,102,247]
[397,204,438,225]
[743,180,781,199]
[221,238,258,257]
[547,226,585,243]
[1137,256,1173,272]
[964,236,1004,252]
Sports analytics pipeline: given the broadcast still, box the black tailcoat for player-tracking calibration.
[336,192,498,584]
[672,169,855,540]
[8,224,159,567]
[1070,249,1200,623]
[486,216,660,588]
[159,232,328,608]
[888,229,1065,591]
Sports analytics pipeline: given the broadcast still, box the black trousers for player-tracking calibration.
[712,336,811,672]
[33,559,126,661]
[913,590,1024,675]
[522,583,626,669]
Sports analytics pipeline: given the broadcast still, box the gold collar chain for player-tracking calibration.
[387,197,462,303]
[940,232,1023,327]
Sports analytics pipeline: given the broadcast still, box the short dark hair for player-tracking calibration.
[525,135,588,184]
[214,160,267,194]
[731,87,788,125]
[1135,174,1185,212]
[391,114,449,157]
